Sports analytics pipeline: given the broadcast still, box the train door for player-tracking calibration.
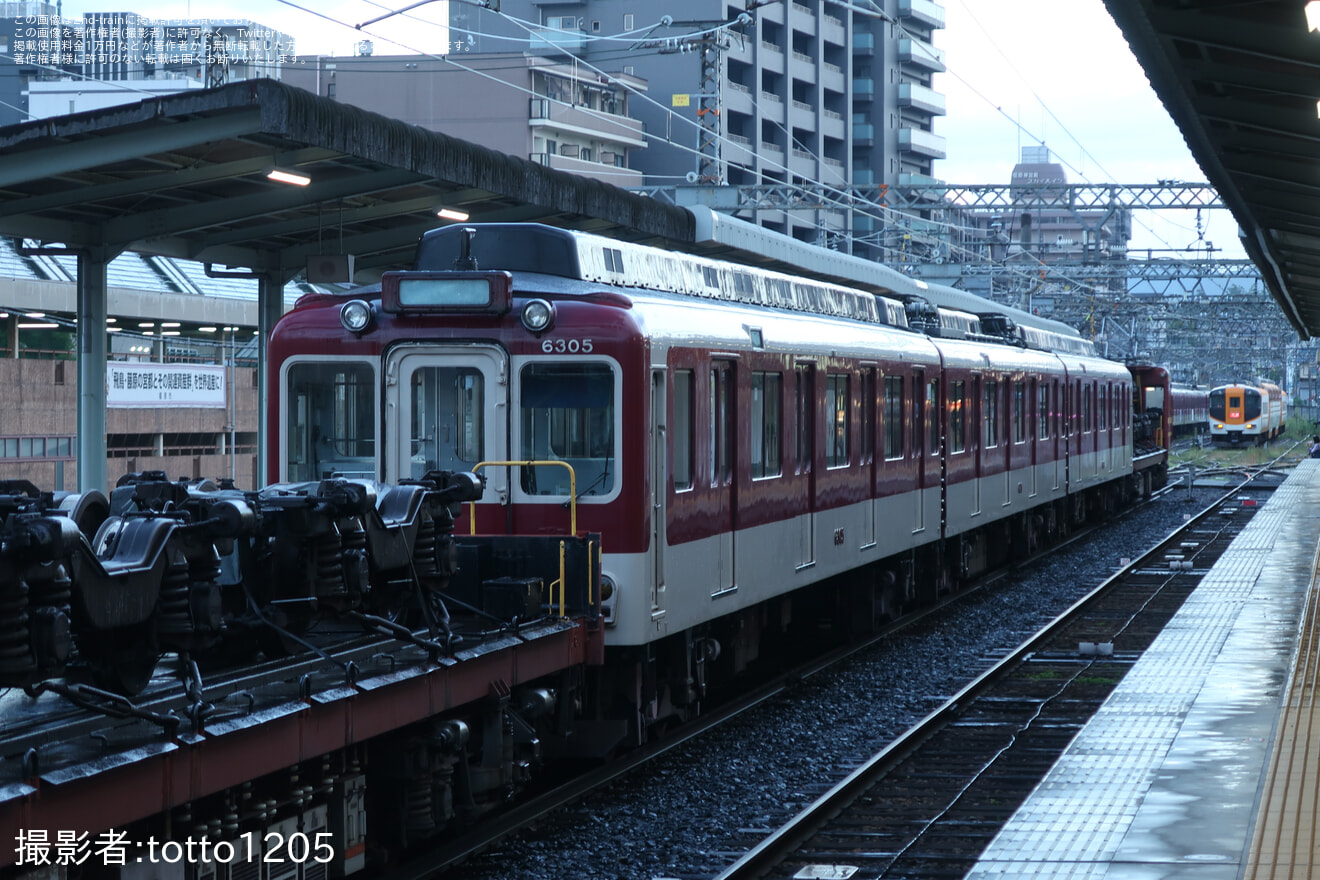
[795,362,816,570]
[990,378,1009,506]
[651,369,667,612]
[971,374,983,515]
[385,346,509,505]
[861,366,877,548]
[1062,379,1072,489]
[711,359,736,595]
[1028,378,1039,498]
[913,369,927,532]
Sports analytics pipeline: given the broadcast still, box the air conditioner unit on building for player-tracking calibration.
[307,254,356,284]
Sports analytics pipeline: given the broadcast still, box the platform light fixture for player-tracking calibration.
[436,207,470,222]
[1307,1,1319,32]
[266,167,312,186]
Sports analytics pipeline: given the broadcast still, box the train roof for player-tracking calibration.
[687,206,1087,342]
[416,223,908,329]
[414,223,1097,357]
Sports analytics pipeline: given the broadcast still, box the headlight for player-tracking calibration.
[340,299,374,333]
[521,299,554,333]
[599,573,616,624]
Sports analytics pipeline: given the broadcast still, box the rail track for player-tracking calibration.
[385,479,1262,878]
[710,478,1268,880]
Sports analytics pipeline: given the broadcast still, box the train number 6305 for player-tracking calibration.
[541,338,594,353]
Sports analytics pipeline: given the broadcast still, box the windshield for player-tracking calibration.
[285,361,376,481]
[519,362,616,498]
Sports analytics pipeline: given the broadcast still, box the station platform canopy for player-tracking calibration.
[0,77,692,277]
[0,78,694,491]
[1103,0,1320,340]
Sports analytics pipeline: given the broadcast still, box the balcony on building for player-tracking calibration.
[531,23,586,52]
[528,96,646,148]
[725,80,755,114]
[822,11,845,40]
[853,77,874,98]
[898,126,947,159]
[853,31,875,55]
[758,140,786,165]
[822,108,845,138]
[897,82,946,116]
[725,133,756,166]
[898,38,946,72]
[898,0,946,29]
[530,147,643,185]
[852,122,875,145]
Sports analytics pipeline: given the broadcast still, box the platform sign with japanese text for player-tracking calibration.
[107,363,227,408]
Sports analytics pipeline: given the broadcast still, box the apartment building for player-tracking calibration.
[283,51,648,188]
[453,0,948,259]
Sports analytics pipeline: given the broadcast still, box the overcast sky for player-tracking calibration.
[59,0,1244,258]
[935,0,1241,258]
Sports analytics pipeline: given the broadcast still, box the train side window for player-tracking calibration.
[1083,385,1093,433]
[751,371,782,479]
[672,369,694,490]
[861,367,876,464]
[949,380,966,453]
[926,379,939,454]
[826,373,850,468]
[1099,385,1108,431]
[884,374,903,460]
[285,360,376,482]
[795,365,813,473]
[710,364,733,485]
[519,362,615,497]
[983,380,999,448]
[1013,381,1027,443]
[1037,383,1049,440]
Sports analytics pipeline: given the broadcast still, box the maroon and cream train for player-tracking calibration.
[268,222,1169,741]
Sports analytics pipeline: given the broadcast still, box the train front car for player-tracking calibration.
[1209,381,1286,444]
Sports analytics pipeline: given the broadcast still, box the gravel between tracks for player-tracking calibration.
[449,485,1237,880]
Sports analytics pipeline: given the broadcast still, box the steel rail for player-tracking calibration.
[711,476,1262,880]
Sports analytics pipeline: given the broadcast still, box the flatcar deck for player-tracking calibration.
[0,615,595,865]
[968,460,1320,878]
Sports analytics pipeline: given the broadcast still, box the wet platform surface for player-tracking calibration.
[968,461,1320,879]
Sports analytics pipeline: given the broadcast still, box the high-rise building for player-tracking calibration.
[454,0,947,259]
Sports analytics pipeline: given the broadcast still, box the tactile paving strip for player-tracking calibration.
[968,465,1320,879]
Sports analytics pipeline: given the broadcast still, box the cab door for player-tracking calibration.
[385,344,509,513]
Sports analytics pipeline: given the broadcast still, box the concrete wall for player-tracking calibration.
[0,358,260,494]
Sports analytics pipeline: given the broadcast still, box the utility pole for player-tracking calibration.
[643,14,750,185]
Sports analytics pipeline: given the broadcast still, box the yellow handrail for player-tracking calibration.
[468,460,577,535]
[554,540,566,617]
